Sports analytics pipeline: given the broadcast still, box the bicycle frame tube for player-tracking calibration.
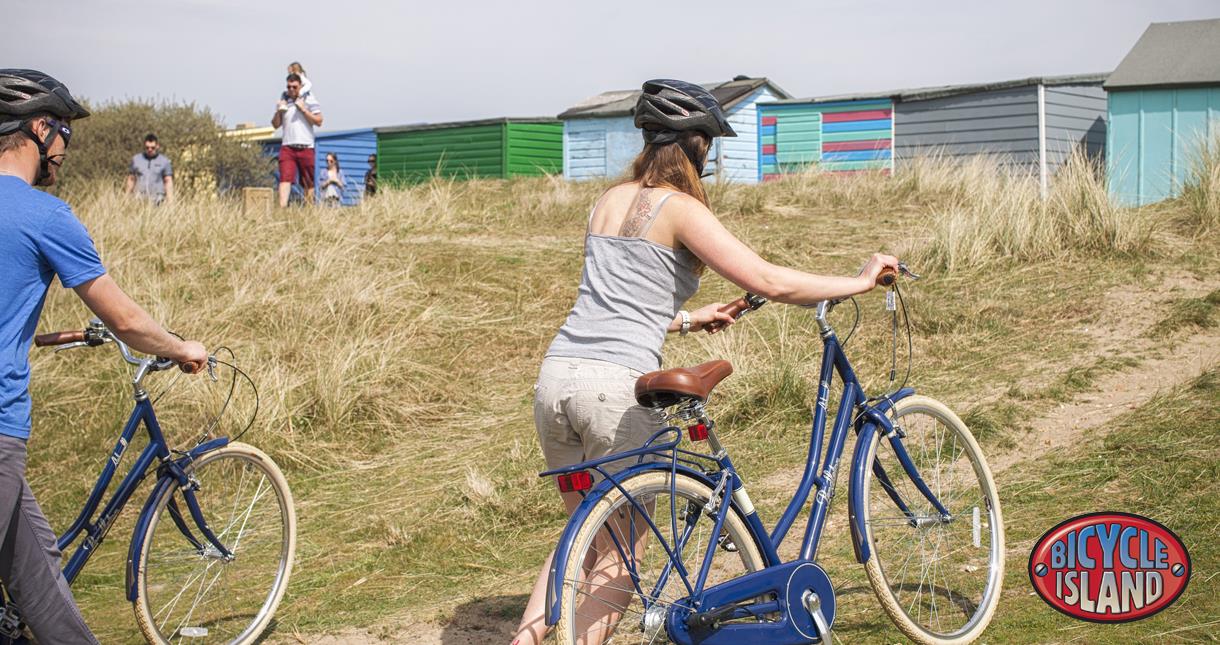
[59,399,170,584]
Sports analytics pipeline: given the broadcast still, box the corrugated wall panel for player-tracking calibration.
[895,86,1040,167]
[378,124,505,184]
[506,122,563,176]
[314,130,377,205]
[1107,87,1220,205]
[1043,85,1107,166]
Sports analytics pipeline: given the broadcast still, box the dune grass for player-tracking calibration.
[23,156,1220,642]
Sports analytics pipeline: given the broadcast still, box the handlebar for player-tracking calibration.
[35,320,200,376]
[704,293,768,333]
[33,330,86,347]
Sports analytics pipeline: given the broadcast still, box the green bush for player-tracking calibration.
[56,99,273,197]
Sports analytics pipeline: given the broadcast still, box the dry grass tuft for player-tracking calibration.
[1180,126,1220,233]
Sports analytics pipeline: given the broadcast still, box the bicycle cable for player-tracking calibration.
[151,345,260,445]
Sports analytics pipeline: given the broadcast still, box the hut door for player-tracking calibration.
[567,129,608,179]
[776,112,822,174]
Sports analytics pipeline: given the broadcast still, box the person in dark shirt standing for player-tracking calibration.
[364,153,377,198]
[125,133,173,204]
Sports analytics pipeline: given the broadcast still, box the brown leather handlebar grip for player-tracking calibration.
[178,360,205,374]
[877,268,898,287]
[703,296,751,334]
[34,330,85,347]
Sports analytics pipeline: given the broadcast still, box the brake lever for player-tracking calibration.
[53,341,90,353]
[897,262,921,281]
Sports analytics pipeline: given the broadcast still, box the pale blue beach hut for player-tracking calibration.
[559,76,790,184]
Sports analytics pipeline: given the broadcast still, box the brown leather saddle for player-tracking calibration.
[634,360,733,408]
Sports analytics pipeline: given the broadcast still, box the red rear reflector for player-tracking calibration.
[556,471,593,493]
[688,423,709,441]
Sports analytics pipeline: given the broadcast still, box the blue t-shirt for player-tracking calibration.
[0,176,106,440]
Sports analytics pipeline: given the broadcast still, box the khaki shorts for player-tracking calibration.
[534,356,662,475]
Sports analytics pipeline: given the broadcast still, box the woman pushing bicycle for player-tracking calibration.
[512,79,899,645]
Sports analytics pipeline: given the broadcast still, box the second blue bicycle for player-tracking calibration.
[542,269,1004,644]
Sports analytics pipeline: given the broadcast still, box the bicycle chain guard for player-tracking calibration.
[667,559,836,645]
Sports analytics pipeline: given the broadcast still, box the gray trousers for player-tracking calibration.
[0,436,98,644]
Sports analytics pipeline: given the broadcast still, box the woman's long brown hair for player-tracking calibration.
[627,131,710,206]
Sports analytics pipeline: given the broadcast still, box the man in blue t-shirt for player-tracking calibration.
[0,70,209,643]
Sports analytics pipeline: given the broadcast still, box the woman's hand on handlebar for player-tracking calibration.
[858,253,901,291]
[691,303,737,334]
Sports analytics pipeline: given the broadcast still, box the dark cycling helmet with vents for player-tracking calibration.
[0,69,90,185]
[0,69,90,129]
[633,79,736,145]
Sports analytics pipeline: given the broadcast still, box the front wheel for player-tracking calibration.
[862,395,1004,645]
[133,442,296,645]
[555,471,765,644]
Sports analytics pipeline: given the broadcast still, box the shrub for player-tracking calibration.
[55,99,273,198]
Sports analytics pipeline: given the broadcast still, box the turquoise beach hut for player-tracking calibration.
[1105,18,1220,206]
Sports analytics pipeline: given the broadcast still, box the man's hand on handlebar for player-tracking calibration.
[172,340,209,374]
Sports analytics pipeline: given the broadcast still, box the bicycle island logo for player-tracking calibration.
[1029,512,1191,623]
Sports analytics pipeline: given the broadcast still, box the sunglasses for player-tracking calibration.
[46,118,72,148]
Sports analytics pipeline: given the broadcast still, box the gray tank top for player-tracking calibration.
[546,190,701,374]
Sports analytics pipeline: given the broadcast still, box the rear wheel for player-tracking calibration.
[133,442,295,645]
[555,471,765,644]
[862,396,1004,644]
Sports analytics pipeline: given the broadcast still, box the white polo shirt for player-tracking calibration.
[281,93,322,147]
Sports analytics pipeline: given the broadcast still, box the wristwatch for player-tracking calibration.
[679,310,691,336]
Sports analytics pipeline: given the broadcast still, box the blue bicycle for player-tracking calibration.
[0,320,296,645]
[542,267,1004,644]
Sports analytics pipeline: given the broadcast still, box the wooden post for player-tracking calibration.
[242,187,273,216]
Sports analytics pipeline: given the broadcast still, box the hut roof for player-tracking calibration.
[1104,19,1220,90]
[374,117,557,134]
[767,73,1108,106]
[558,76,791,120]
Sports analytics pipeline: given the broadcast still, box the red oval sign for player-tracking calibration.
[1029,512,1191,623]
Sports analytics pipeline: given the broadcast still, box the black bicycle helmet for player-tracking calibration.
[0,69,89,132]
[0,69,89,185]
[634,79,736,144]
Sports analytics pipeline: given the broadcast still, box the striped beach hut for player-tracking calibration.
[314,128,376,205]
[559,76,790,184]
[759,74,1108,188]
[375,118,562,186]
[1105,19,1220,206]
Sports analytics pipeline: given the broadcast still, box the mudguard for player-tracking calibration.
[126,476,175,601]
[847,387,915,564]
[124,437,229,601]
[544,461,737,626]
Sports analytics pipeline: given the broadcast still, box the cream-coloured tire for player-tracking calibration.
[133,442,296,645]
[862,396,1004,645]
[555,471,764,644]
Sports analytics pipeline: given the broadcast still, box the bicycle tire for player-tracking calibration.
[862,395,1004,644]
[132,442,296,645]
[555,470,765,644]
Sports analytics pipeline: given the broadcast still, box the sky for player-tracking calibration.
[4,1,1218,132]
